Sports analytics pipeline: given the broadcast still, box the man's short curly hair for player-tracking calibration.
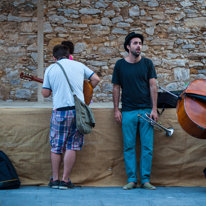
[61,41,74,55]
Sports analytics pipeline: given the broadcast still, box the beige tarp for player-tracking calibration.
[0,108,206,187]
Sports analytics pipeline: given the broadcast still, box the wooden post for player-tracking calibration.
[37,0,44,102]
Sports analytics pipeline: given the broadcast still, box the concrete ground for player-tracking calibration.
[0,186,206,206]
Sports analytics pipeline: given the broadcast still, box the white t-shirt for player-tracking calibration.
[42,58,94,110]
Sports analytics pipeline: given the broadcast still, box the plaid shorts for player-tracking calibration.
[50,110,84,153]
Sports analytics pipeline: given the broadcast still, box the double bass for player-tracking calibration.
[160,79,206,139]
[176,79,206,139]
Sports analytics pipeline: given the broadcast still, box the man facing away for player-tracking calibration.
[42,44,100,189]
[112,32,159,190]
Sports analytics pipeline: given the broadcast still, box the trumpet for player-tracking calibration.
[138,113,174,137]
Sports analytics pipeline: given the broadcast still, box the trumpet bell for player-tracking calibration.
[165,127,174,137]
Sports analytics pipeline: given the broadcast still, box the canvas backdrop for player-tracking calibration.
[0,108,205,187]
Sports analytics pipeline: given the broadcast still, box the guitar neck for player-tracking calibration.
[32,77,43,84]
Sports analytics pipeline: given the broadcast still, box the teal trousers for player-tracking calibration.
[122,109,154,185]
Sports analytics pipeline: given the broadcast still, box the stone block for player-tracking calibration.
[174,68,190,81]
[111,28,127,34]
[104,10,115,17]
[90,25,110,35]
[48,38,65,49]
[184,17,206,27]
[15,89,31,99]
[129,6,140,17]
[74,42,87,53]
[79,8,101,15]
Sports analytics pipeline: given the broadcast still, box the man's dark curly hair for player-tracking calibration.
[53,45,70,60]
[61,41,74,55]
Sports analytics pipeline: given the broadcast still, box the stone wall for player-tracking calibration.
[0,0,206,102]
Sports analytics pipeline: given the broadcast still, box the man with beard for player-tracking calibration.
[112,32,158,190]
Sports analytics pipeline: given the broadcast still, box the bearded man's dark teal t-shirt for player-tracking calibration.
[112,57,157,111]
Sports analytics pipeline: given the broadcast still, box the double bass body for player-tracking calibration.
[176,79,206,139]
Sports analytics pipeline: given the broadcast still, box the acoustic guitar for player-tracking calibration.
[20,72,93,106]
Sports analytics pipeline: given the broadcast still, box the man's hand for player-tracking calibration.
[114,109,122,124]
[150,109,159,122]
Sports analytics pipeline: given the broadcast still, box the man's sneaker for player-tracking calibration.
[59,179,75,190]
[123,182,136,190]
[141,182,156,190]
[48,178,60,189]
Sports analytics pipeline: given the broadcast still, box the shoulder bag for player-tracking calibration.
[56,62,95,134]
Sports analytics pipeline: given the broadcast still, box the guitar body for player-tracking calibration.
[83,80,93,105]
[20,72,93,105]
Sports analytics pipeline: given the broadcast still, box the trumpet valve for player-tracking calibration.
[157,120,162,125]
[151,121,155,126]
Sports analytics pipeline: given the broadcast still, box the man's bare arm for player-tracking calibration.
[41,88,51,98]
[113,84,122,124]
[89,73,100,88]
[149,78,159,122]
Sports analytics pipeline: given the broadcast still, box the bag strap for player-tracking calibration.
[56,62,76,96]
[157,106,165,116]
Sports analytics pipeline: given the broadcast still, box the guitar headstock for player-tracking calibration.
[20,72,34,81]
